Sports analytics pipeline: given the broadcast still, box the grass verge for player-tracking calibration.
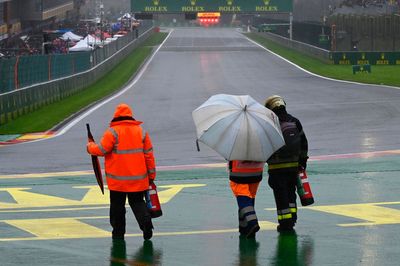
[0,32,168,134]
[245,33,400,88]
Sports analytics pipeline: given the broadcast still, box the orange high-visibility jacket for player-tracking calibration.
[87,104,156,192]
[229,160,265,184]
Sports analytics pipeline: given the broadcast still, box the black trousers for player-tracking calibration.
[268,168,298,226]
[109,190,152,238]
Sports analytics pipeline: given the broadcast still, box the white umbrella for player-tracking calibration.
[192,94,285,161]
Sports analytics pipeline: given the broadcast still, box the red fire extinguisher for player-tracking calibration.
[145,181,163,218]
[296,167,315,206]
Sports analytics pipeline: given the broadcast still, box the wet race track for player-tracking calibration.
[1,28,400,265]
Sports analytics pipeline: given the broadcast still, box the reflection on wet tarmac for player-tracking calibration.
[236,235,260,266]
[271,231,314,266]
[110,239,162,266]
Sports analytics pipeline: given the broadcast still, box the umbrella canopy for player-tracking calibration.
[192,94,285,161]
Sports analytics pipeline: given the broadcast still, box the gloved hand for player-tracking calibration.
[299,157,308,170]
[86,142,91,154]
[86,140,95,154]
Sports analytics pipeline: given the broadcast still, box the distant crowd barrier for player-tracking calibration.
[0,24,152,93]
[0,23,154,125]
[0,53,91,92]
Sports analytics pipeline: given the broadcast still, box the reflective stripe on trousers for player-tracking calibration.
[277,208,293,221]
[239,206,258,228]
[289,203,297,215]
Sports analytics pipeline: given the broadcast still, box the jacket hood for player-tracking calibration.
[272,106,287,118]
[113,103,133,118]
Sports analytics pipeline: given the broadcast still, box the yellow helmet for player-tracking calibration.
[264,95,286,110]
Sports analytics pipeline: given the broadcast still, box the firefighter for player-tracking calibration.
[264,95,308,232]
[87,103,156,240]
[229,160,265,238]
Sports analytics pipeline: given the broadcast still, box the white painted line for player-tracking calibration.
[14,30,174,145]
[245,36,400,90]
[56,30,173,136]
[1,148,399,179]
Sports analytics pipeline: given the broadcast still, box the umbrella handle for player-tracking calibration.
[196,139,200,152]
[86,123,94,141]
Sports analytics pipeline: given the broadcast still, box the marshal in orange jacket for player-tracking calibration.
[87,104,156,192]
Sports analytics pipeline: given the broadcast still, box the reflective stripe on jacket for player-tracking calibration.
[229,160,264,184]
[87,118,156,192]
[268,162,299,170]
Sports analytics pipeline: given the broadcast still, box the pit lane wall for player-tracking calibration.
[0,24,154,125]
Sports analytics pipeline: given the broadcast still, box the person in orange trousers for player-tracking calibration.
[229,160,265,238]
[87,103,156,240]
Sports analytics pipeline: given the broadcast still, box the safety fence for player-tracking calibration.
[0,26,150,93]
[0,53,91,92]
[252,29,331,62]
[0,23,154,125]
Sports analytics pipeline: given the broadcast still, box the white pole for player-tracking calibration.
[289,12,293,40]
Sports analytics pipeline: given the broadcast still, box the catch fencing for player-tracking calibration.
[0,26,151,93]
[0,53,91,92]
[0,23,154,125]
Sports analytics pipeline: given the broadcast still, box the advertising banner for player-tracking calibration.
[330,52,400,65]
[131,0,293,13]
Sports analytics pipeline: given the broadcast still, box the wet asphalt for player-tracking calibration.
[0,28,399,174]
[1,27,400,265]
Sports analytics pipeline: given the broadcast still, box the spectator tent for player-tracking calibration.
[69,39,94,52]
[61,32,83,42]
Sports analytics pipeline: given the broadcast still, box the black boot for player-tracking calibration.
[128,192,154,240]
[143,220,153,240]
[277,223,295,233]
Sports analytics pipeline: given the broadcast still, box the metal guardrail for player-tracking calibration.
[251,28,331,62]
[0,24,154,125]
[252,28,400,65]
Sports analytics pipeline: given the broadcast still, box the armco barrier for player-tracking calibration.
[252,29,400,65]
[0,25,154,125]
[253,29,331,62]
